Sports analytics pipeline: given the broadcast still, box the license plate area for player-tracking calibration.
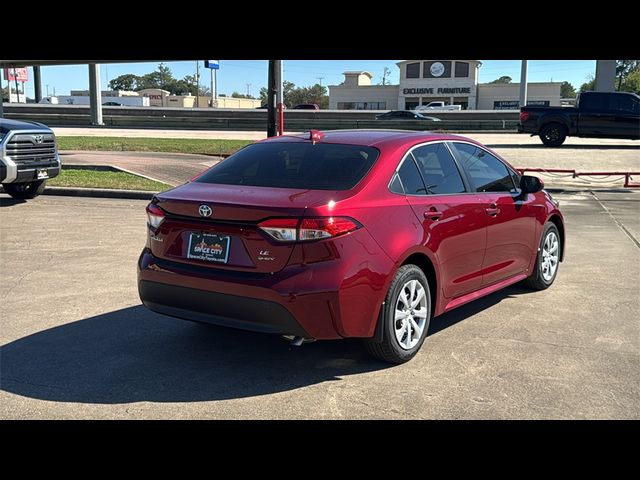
[187,232,230,263]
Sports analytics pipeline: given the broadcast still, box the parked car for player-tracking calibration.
[518,91,640,146]
[415,101,462,111]
[138,130,564,363]
[376,110,442,121]
[102,101,123,106]
[292,103,320,110]
[0,119,61,199]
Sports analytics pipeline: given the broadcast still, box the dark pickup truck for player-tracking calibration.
[518,91,640,146]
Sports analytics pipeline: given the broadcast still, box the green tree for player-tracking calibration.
[579,74,595,93]
[108,73,141,91]
[231,91,255,99]
[560,81,577,98]
[259,81,296,106]
[616,60,640,90]
[488,75,512,84]
[620,68,640,94]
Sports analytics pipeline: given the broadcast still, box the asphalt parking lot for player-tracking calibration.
[1,189,638,419]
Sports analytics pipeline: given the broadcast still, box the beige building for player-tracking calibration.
[476,82,562,110]
[329,60,562,110]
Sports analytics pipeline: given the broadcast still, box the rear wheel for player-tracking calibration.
[364,264,431,364]
[2,180,47,199]
[524,222,561,290]
[539,123,567,147]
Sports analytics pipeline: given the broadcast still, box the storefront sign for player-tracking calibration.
[403,87,471,95]
[3,67,28,82]
[494,100,550,110]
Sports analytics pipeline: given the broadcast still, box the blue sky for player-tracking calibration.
[5,60,597,97]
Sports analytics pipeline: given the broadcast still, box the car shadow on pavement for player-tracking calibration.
[0,305,390,404]
[428,284,532,336]
[1,285,534,405]
[0,196,26,207]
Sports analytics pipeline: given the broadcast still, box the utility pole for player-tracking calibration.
[519,60,528,109]
[195,60,200,107]
[317,77,324,87]
[246,83,252,97]
[34,66,42,103]
[275,61,283,135]
[267,62,276,137]
[382,67,390,86]
[46,84,50,97]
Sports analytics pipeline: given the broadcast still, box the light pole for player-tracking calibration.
[46,84,50,97]
[317,77,324,87]
[195,60,200,107]
[246,83,252,97]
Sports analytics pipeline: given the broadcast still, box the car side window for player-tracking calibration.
[389,173,404,194]
[396,157,427,195]
[610,94,639,114]
[510,169,521,190]
[411,144,466,194]
[451,143,516,193]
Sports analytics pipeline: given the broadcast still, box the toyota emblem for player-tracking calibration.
[199,205,212,217]
[33,135,44,144]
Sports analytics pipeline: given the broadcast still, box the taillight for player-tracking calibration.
[258,217,360,242]
[258,218,298,242]
[299,217,359,240]
[146,204,165,229]
[519,111,530,122]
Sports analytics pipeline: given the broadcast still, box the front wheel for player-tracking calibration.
[2,180,47,199]
[539,123,567,147]
[524,223,561,290]
[364,264,431,364]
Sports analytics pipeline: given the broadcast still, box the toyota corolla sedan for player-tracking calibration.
[138,130,564,363]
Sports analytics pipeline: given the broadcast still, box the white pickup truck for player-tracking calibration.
[414,101,462,111]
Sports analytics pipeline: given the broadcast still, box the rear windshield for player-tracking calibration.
[196,142,380,190]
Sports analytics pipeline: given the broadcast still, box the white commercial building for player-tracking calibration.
[329,61,562,110]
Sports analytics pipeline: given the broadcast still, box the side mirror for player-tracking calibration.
[520,175,544,194]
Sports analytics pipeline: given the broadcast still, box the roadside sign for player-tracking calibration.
[204,60,220,70]
[3,67,29,82]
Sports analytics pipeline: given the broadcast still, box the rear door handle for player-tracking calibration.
[485,203,501,216]
[424,208,443,220]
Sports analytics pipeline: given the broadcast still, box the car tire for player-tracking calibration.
[2,180,47,199]
[524,222,561,290]
[364,264,431,364]
[539,123,567,147]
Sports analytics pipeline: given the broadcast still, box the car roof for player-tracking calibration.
[260,129,478,149]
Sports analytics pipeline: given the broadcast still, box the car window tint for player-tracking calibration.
[452,143,516,193]
[411,144,466,194]
[397,157,427,195]
[389,173,404,194]
[196,142,379,191]
[610,94,639,114]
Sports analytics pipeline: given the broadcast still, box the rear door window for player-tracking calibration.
[196,142,379,191]
[396,157,427,195]
[451,142,516,193]
[411,143,466,194]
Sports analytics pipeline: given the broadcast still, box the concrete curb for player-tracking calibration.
[43,186,156,200]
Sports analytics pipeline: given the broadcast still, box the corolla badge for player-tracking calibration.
[199,205,212,217]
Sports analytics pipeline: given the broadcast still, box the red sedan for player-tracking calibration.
[138,130,564,363]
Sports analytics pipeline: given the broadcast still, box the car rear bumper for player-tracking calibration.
[139,279,311,337]
[137,249,344,339]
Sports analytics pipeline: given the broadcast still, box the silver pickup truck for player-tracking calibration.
[0,119,61,199]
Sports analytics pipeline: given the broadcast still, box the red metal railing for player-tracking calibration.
[517,168,640,188]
